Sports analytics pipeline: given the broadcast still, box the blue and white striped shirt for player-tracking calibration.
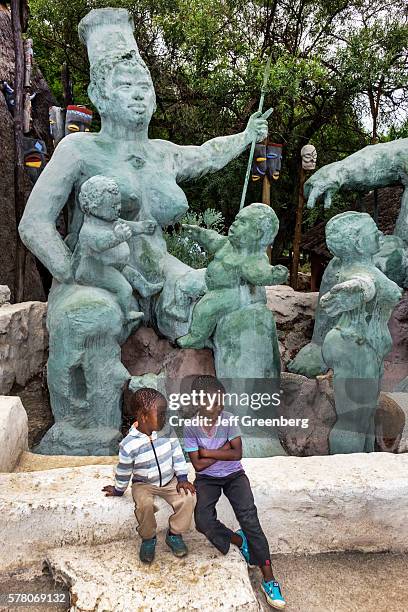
[114,425,188,495]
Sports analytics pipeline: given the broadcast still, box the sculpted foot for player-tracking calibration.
[177,333,206,349]
[127,310,144,322]
[138,280,164,298]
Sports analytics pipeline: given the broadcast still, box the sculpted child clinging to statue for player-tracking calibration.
[73,175,162,322]
[177,203,288,348]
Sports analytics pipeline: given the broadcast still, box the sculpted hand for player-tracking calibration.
[245,108,272,143]
[114,221,132,242]
[138,220,157,235]
[272,264,289,284]
[304,168,339,210]
[182,224,200,237]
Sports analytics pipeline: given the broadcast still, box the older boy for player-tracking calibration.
[103,387,195,563]
[183,375,286,610]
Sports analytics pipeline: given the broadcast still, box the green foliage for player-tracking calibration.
[164,208,224,268]
[28,0,408,256]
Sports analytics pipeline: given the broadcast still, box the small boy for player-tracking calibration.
[183,375,286,610]
[74,175,162,322]
[177,203,288,348]
[103,387,195,563]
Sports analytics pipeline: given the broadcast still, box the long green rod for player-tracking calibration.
[240,55,273,210]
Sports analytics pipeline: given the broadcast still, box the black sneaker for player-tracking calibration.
[139,536,157,563]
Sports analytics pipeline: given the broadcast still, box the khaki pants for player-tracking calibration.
[132,477,195,540]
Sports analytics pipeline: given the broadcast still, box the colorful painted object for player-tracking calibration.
[266,143,283,180]
[251,144,267,181]
[23,137,47,183]
[49,106,65,146]
[65,104,93,136]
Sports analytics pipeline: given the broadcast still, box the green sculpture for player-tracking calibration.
[289,138,408,378]
[74,175,161,321]
[18,8,271,454]
[177,203,288,349]
[319,212,401,453]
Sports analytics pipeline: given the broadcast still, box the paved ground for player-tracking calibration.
[250,552,408,612]
[1,552,407,611]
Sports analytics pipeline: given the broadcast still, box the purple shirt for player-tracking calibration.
[183,410,243,477]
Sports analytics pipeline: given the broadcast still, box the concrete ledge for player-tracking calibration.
[1,453,408,570]
[45,536,257,611]
[0,396,28,472]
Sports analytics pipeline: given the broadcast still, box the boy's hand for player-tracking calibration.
[102,485,120,497]
[176,481,196,495]
[199,440,230,458]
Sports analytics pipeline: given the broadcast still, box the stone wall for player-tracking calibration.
[1,453,407,571]
[0,301,48,394]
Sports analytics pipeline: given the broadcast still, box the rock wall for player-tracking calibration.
[0,301,48,394]
[266,285,318,367]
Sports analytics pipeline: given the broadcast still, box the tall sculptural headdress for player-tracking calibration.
[78,8,153,109]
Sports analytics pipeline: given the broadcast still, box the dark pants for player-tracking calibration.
[194,470,270,566]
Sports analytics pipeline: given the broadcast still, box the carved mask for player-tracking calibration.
[49,106,65,146]
[65,105,93,136]
[23,138,48,183]
[301,144,317,170]
[251,144,267,181]
[266,144,283,180]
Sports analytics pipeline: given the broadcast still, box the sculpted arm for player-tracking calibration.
[182,224,227,254]
[172,110,271,181]
[19,137,82,283]
[241,257,289,286]
[319,275,376,317]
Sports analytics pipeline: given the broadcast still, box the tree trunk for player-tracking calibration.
[290,165,306,290]
[11,0,27,303]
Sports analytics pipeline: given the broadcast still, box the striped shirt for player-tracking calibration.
[114,425,188,495]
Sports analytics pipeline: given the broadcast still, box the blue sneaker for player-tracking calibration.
[139,536,156,563]
[165,530,188,557]
[235,529,250,563]
[261,580,286,609]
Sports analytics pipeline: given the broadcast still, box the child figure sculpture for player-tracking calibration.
[320,212,402,454]
[74,175,163,322]
[177,203,288,349]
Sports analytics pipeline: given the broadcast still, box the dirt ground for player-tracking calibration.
[1,552,407,612]
[250,551,408,612]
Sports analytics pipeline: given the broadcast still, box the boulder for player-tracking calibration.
[45,536,257,612]
[266,285,318,367]
[122,325,215,400]
[0,396,28,472]
[2,454,408,570]
[0,285,10,306]
[0,302,48,394]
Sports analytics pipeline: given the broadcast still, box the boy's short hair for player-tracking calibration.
[190,375,226,396]
[126,387,167,419]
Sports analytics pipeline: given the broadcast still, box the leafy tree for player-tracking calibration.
[27,0,408,262]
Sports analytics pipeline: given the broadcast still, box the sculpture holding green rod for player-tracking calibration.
[240,55,274,210]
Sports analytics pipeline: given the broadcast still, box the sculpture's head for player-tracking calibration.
[325,211,381,259]
[229,203,279,250]
[79,175,121,222]
[78,9,156,128]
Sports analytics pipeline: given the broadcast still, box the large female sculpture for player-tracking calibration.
[319,212,401,453]
[19,9,270,454]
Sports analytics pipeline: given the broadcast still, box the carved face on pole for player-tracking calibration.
[301,144,317,170]
[65,105,93,136]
